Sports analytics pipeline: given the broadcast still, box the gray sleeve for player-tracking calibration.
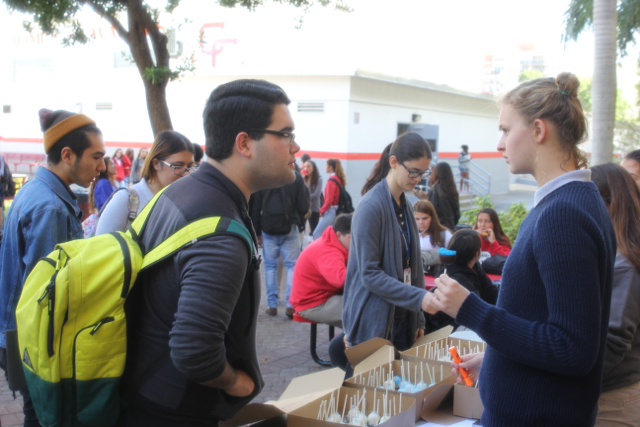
[352,201,426,313]
[311,176,323,200]
[603,260,640,373]
[95,189,130,235]
[169,235,249,383]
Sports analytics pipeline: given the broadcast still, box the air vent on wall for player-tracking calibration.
[297,102,324,113]
[96,102,113,111]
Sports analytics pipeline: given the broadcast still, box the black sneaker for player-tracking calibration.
[285,308,294,319]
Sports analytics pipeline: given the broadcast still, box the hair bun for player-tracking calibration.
[556,72,580,97]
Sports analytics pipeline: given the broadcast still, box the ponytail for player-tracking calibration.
[327,158,347,186]
[362,143,392,195]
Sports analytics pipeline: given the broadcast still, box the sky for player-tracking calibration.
[1,0,639,103]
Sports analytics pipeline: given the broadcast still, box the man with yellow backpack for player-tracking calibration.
[0,110,106,427]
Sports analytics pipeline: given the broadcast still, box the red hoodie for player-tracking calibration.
[481,237,511,256]
[290,225,348,312]
[319,174,342,215]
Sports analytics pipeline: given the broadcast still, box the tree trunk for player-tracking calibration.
[144,81,173,136]
[591,0,617,165]
[126,0,173,137]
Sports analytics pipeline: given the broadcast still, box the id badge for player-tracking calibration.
[404,268,411,284]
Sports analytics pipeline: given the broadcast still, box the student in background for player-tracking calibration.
[458,144,472,192]
[112,148,131,187]
[591,163,640,426]
[129,147,147,185]
[414,200,452,251]
[291,213,352,328]
[96,131,195,235]
[414,200,452,275]
[621,149,640,188]
[427,72,616,427]
[314,158,347,239]
[426,162,460,230]
[93,156,118,211]
[304,160,323,236]
[474,208,512,256]
[124,148,134,186]
[430,229,498,330]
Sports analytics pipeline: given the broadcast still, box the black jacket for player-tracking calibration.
[123,162,262,422]
[428,262,499,331]
[250,171,310,235]
[427,182,460,230]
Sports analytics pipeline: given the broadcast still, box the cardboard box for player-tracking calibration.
[420,382,483,425]
[344,358,455,422]
[288,386,415,426]
[220,369,416,427]
[402,336,486,363]
[453,384,484,420]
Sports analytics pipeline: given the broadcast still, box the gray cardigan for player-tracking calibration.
[343,178,426,346]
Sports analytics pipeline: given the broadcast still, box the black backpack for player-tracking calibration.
[260,188,293,235]
[329,177,354,215]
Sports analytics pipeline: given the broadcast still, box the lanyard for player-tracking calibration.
[398,206,411,268]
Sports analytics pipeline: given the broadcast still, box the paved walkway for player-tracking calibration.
[0,250,336,425]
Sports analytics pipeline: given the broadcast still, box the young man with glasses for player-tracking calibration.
[116,80,299,426]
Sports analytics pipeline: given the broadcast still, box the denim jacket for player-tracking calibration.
[0,168,83,347]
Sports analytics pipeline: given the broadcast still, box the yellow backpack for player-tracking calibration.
[15,187,255,427]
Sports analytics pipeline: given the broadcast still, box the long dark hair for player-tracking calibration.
[362,132,432,195]
[431,162,458,198]
[413,200,449,247]
[304,160,319,189]
[591,163,640,270]
[475,208,512,248]
[448,229,482,267]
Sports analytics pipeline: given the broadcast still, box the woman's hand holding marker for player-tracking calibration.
[451,352,484,386]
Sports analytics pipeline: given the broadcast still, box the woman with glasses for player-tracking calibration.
[331,132,433,376]
[96,131,195,235]
[313,158,348,240]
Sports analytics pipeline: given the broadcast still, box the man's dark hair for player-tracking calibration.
[203,79,291,161]
[193,142,204,163]
[447,229,482,267]
[47,124,103,165]
[333,213,353,235]
[301,153,311,163]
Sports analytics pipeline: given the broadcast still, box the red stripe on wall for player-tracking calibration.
[438,152,504,159]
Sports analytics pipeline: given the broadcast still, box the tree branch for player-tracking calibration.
[80,0,129,41]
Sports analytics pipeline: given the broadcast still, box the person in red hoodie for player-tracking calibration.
[474,208,512,256]
[112,148,132,188]
[291,213,352,328]
[313,158,347,240]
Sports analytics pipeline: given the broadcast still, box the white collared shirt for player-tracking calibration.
[533,169,592,207]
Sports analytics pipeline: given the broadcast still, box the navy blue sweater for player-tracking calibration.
[456,181,616,427]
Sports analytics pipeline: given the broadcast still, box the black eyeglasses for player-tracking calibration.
[247,129,295,145]
[399,162,431,179]
[160,160,198,176]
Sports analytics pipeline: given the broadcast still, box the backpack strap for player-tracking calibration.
[126,188,140,221]
[140,216,255,272]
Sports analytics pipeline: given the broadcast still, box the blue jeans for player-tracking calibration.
[263,225,300,309]
[313,206,338,240]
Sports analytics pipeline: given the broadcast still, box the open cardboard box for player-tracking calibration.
[344,358,455,422]
[220,368,415,427]
[402,336,486,363]
[421,382,484,425]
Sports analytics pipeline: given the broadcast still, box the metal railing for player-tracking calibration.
[450,160,491,197]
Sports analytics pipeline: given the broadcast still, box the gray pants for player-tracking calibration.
[298,294,343,328]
